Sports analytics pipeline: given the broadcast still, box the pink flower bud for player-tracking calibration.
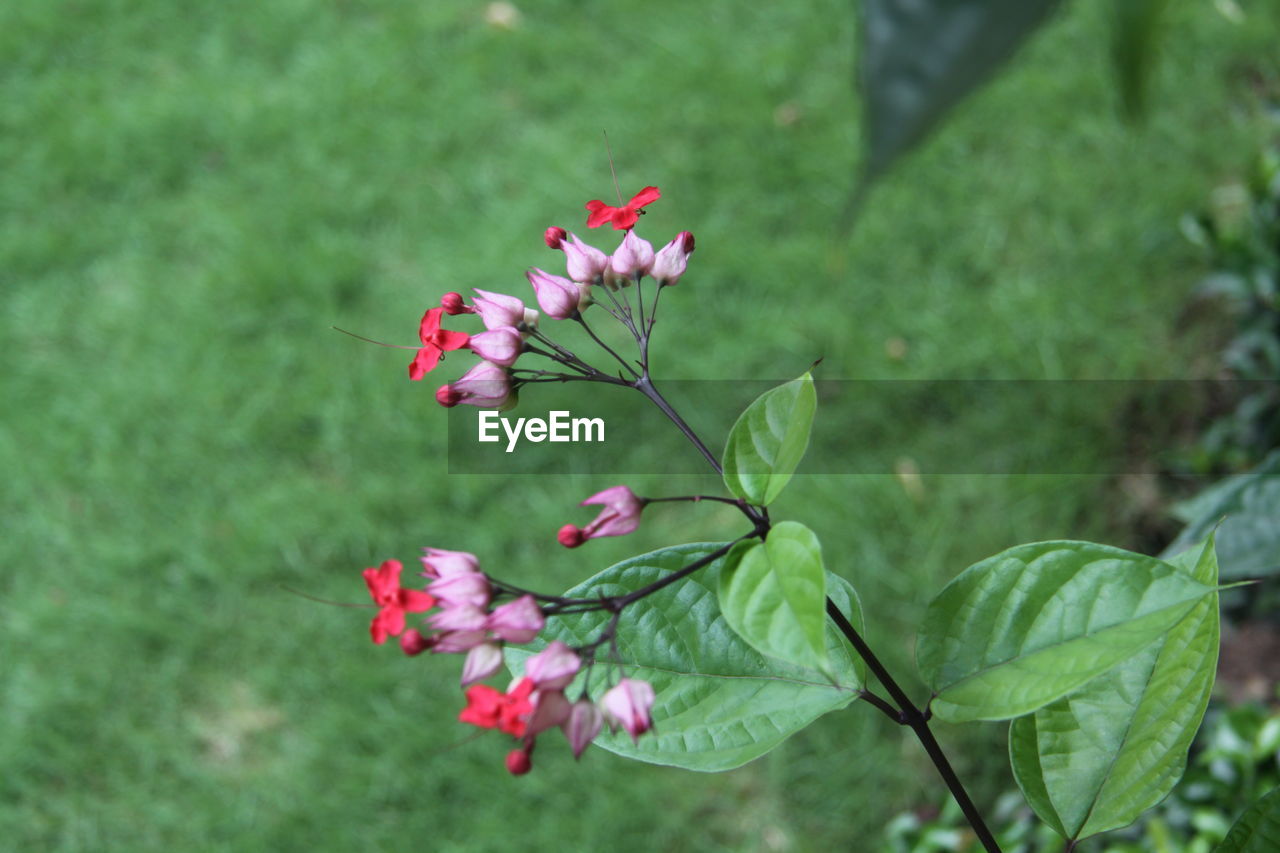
[487,595,545,643]
[506,745,533,775]
[609,230,655,279]
[576,484,645,537]
[399,628,432,656]
[523,640,581,691]
[526,268,580,319]
[439,360,513,409]
[563,699,603,759]
[441,292,475,315]
[650,231,695,285]
[427,573,492,609]
[472,289,539,331]
[427,602,489,633]
[467,326,524,367]
[419,547,480,579]
[602,678,656,743]
[544,226,567,249]
[557,524,585,548]
[525,688,571,738]
[461,641,505,686]
[432,629,490,654]
[559,233,609,283]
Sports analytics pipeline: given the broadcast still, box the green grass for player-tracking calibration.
[3,1,1279,850]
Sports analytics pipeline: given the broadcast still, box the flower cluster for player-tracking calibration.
[362,548,656,775]
[404,186,694,411]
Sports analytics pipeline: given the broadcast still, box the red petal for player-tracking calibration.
[418,307,443,344]
[435,329,471,352]
[585,200,616,229]
[627,186,661,209]
[610,208,639,230]
[399,589,436,613]
[376,606,406,639]
[408,347,442,381]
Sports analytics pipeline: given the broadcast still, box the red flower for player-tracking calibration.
[585,186,661,231]
[362,559,436,644]
[459,678,536,737]
[409,307,470,381]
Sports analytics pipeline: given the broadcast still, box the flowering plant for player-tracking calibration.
[347,186,1250,852]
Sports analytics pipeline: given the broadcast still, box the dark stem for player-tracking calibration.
[633,376,724,475]
[825,600,1002,853]
[574,314,640,379]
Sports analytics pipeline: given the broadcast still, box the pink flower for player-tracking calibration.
[586,186,661,230]
[427,602,489,632]
[602,678,656,743]
[523,641,581,691]
[461,642,505,686]
[487,595,545,643]
[472,289,538,331]
[435,360,513,409]
[467,326,524,367]
[361,559,436,645]
[552,232,609,283]
[559,486,645,547]
[419,548,480,579]
[609,231,655,279]
[651,231,695,285]
[409,308,470,381]
[563,699,604,759]
[526,268,580,319]
[525,688,572,738]
[432,628,490,654]
[427,573,492,609]
[441,292,475,315]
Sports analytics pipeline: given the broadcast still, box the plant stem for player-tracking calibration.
[632,375,724,474]
[825,601,1002,853]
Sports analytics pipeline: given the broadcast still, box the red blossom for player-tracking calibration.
[362,559,436,644]
[459,678,536,737]
[585,186,661,231]
[409,307,470,381]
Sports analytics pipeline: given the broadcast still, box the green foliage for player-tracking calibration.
[1164,450,1280,581]
[721,372,816,507]
[718,521,832,676]
[858,0,1064,184]
[508,543,864,772]
[1111,0,1171,119]
[1008,537,1220,841]
[1215,787,1280,853]
[916,541,1216,723]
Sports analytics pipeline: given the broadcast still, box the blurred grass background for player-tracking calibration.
[3,1,1279,850]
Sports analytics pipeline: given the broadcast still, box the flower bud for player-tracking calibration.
[432,629,490,654]
[467,326,524,367]
[439,360,513,409]
[557,524,586,548]
[461,641,505,686]
[526,268,580,319]
[651,231,695,285]
[472,289,539,332]
[602,678,656,743]
[523,640,581,691]
[525,688,572,738]
[487,594,545,643]
[427,573,492,609]
[399,628,433,656]
[559,233,609,283]
[506,745,533,775]
[544,226,567,249]
[420,547,480,579]
[563,699,604,759]
[441,292,475,314]
[609,230,655,279]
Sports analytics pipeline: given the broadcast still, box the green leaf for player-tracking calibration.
[1164,450,1280,580]
[916,541,1216,723]
[858,0,1063,185]
[1214,787,1280,853]
[1008,537,1220,841]
[721,372,816,507]
[506,543,864,772]
[718,521,830,677]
